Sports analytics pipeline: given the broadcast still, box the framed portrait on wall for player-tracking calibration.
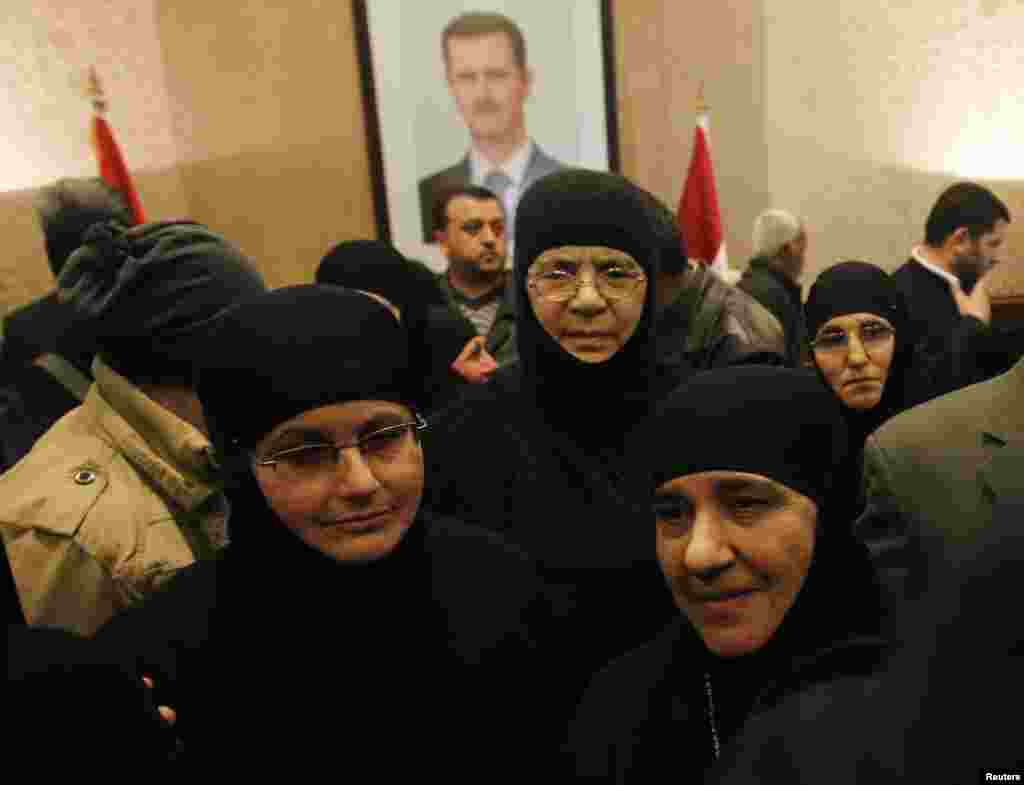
[352,0,619,271]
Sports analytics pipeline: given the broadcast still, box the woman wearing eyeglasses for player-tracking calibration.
[96,286,549,773]
[423,170,691,766]
[803,262,920,524]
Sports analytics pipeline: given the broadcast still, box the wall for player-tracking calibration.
[0,1,188,314]
[760,0,1024,291]
[153,0,376,289]
[3,1,1024,315]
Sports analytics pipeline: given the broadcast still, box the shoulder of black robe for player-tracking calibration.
[95,501,557,772]
[567,617,693,781]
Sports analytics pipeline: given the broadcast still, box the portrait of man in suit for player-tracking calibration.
[418,11,565,246]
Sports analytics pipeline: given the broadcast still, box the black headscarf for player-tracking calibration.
[57,220,266,380]
[422,305,478,413]
[316,240,448,315]
[644,366,883,761]
[514,169,661,439]
[804,261,914,446]
[196,285,430,615]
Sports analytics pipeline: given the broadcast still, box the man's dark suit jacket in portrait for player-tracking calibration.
[417,144,564,243]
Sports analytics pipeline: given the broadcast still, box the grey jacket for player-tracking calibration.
[856,356,1024,611]
[657,265,786,370]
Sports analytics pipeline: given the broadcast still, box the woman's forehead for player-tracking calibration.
[263,401,411,441]
[531,245,638,265]
[820,311,893,331]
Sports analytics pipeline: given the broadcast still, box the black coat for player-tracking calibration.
[96,508,550,775]
[1,292,96,375]
[890,259,960,349]
[424,365,679,707]
[738,259,806,367]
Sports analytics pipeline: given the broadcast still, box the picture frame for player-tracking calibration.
[352,0,620,271]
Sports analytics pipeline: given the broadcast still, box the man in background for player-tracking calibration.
[893,181,1008,348]
[418,11,564,250]
[0,178,134,470]
[738,208,809,366]
[433,185,517,366]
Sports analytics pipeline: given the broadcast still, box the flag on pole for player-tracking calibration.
[86,67,145,224]
[677,84,735,282]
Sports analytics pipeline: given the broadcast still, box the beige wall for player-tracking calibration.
[4,1,1024,315]
[0,0,188,315]
[153,0,376,289]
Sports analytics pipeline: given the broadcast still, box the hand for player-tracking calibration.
[142,675,177,726]
[953,270,993,324]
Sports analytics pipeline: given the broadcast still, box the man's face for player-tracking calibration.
[784,228,808,280]
[439,196,507,277]
[445,32,531,144]
[952,219,1008,281]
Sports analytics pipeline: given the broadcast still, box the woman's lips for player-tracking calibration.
[695,589,757,619]
[324,510,392,532]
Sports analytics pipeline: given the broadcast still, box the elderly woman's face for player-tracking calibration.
[654,471,817,658]
[526,245,647,363]
[252,400,423,563]
[812,312,895,410]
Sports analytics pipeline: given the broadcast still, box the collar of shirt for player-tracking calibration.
[911,246,961,291]
[469,139,534,188]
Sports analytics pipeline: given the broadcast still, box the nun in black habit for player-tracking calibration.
[96,286,549,774]
[803,262,919,518]
[422,170,687,716]
[567,367,887,783]
[315,239,492,414]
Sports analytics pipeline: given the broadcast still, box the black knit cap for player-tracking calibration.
[57,220,266,379]
[513,169,662,435]
[804,261,909,341]
[315,240,448,315]
[649,367,848,509]
[196,285,415,450]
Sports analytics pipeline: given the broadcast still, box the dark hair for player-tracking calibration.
[431,185,503,234]
[442,12,527,70]
[34,178,133,279]
[924,182,1011,247]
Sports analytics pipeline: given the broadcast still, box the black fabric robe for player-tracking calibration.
[96,477,550,776]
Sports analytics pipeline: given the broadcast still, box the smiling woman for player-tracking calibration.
[95,285,552,774]
[568,367,888,782]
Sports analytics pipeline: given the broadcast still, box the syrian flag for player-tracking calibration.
[678,109,733,282]
[87,67,145,224]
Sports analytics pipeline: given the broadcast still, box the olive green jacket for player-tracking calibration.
[436,273,518,367]
[0,357,226,635]
[857,357,1024,606]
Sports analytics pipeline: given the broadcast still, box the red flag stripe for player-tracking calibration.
[91,114,145,225]
[677,117,725,266]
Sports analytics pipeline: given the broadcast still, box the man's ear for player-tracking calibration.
[949,227,971,248]
[434,228,448,249]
